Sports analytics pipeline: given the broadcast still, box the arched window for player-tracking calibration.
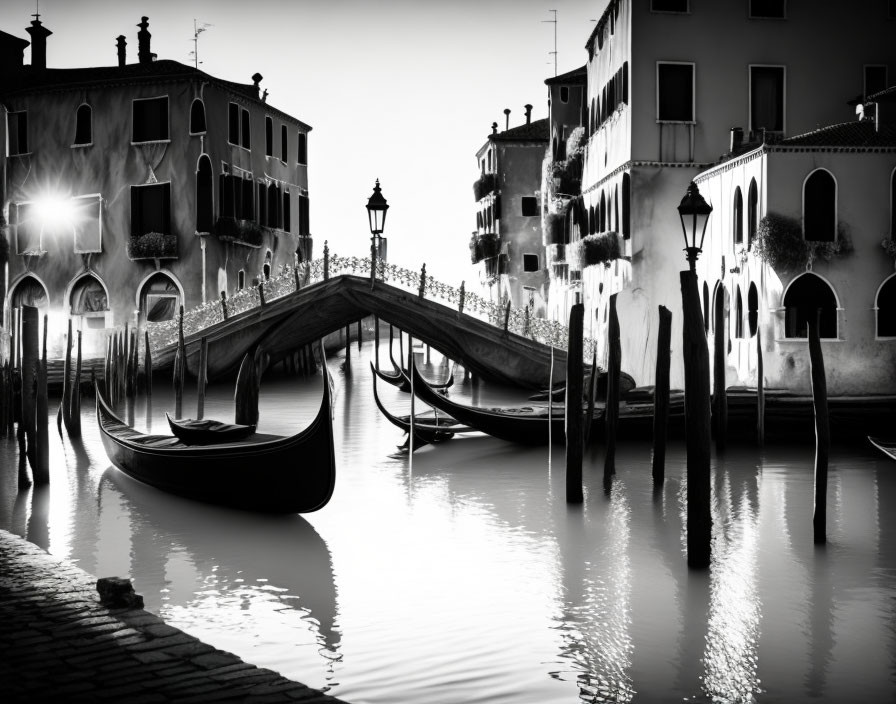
[70,274,108,329]
[589,205,596,235]
[190,99,206,134]
[599,191,606,232]
[783,273,838,338]
[712,282,723,335]
[263,250,272,280]
[747,178,758,249]
[10,275,48,310]
[748,282,759,337]
[803,169,836,242]
[613,186,619,232]
[196,155,214,234]
[891,167,896,237]
[733,187,744,245]
[74,104,92,145]
[139,272,181,323]
[297,132,307,165]
[734,286,744,338]
[876,275,896,337]
[238,270,246,290]
[703,281,710,333]
[621,173,631,239]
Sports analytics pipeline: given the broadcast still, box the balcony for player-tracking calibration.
[469,232,500,264]
[214,217,264,248]
[473,172,497,202]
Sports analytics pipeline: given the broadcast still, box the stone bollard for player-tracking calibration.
[96,577,144,609]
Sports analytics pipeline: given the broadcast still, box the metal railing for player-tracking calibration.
[146,248,598,360]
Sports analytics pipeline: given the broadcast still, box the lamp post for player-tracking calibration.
[677,180,713,569]
[366,178,389,280]
[677,180,713,272]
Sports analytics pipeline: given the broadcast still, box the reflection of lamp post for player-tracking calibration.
[366,178,389,277]
[677,181,712,272]
[677,180,713,569]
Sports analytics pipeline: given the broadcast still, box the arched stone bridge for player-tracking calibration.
[148,256,596,389]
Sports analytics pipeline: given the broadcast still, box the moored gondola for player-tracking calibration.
[96,360,335,513]
[165,415,257,445]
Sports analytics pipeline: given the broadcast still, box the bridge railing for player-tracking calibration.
[147,251,598,360]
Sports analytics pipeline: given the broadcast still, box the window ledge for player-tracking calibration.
[748,15,787,20]
[71,143,93,149]
[74,248,102,255]
[227,142,251,152]
[8,152,32,158]
[189,131,207,137]
[18,248,46,257]
[875,336,896,341]
[774,337,845,343]
[656,120,696,125]
[131,139,171,146]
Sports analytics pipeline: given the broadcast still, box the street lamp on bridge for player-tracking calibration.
[366,178,389,270]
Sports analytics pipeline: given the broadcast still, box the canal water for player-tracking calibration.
[1,340,894,703]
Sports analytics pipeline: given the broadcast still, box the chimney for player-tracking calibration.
[116,35,126,67]
[491,122,498,135]
[137,16,155,64]
[524,104,533,124]
[729,127,744,153]
[26,16,52,70]
[503,108,511,131]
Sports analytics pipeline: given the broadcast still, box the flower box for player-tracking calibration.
[215,217,264,248]
[470,232,500,264]
[127,232,178,260]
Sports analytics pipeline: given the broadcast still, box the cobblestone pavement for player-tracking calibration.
[0,529,349,703]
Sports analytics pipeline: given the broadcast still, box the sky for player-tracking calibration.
[0,0,602,283]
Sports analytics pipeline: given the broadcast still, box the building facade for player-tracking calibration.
[471,109,548,312]
[555,0,896,389]
[1,16,311,358]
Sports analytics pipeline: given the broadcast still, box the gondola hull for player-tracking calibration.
[96,378,335,513]
[868,436,896,461]
[409,362,602,445]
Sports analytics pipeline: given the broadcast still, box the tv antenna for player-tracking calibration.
[190,19,213,68]
[542,9,557,76]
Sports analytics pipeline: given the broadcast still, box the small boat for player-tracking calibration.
[96,365,335,513]
[165,415,256,445]
[868,436,896,460]
[372,360,455,393]
[371,363,472,449]
[408,360,602,446]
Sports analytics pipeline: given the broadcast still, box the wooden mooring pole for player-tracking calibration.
[61,318,73,434]
[344,324,351,373]
[197,337,208,420]
[604,293,620,481]
[20,305,39,476]
[808,313,829,545]
[144,331,153,402]
[756,327,765,446]
[374,316,380,366]
[680,270,712,569]
[174,306,185,419]
[713,291,728,452]
[652,305,672,483]
[34,316,49,485]
[566,301,584,504]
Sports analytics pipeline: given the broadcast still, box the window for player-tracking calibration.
[749,0,786,18]
[196,155,214,234]
[12,202,42,254]
[803,169,836,242]
[651,0,688,11]
[74,104,92,145]
[131,183,171,237]
[70,275,108,318]
[241,108,251,150]
[733,187,744,245]
[891,168,896,237]
[257,182,267,226]
[7,111,28,155]
[621,173,631,239]
[190,99,206,134]
[747,178,759,249]
[865,65,888,100]
[281,124,288,163]
[229,103,240,144]
[297,132,307,165]
[560,86,569,103]
[750,66,785,133]
[219,173,255,221]
[657,62,694,122]
[523,254,539,273]
[283,189,291,233]
[298,194,310,237]
[263,251,272,280]
[748,282,759,337]
[599,191,607,232]
[72,195,102,253]
[132,96,169,142]
[734,287,744,338]
[521,196,538,217]
[238,270,246,290]
[265,116,273,157]
[783,273,837,338]
[877,275,896,337]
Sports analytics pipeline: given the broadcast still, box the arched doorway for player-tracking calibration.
[876,274,896,337]
[138,272,182,323]
[10,275,49,311]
